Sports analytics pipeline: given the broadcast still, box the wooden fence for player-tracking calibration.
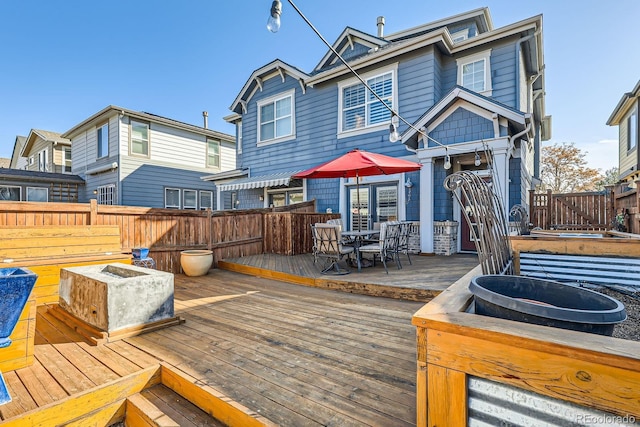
[609,181,640,234]
[0,200,336,274]
[528,189,612,230]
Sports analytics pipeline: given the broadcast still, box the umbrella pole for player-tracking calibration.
[356,173,361,231]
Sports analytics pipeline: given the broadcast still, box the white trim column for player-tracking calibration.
[492,145,510,217]
[419,157,434,254]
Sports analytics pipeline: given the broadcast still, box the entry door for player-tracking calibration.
[348,184,397,230]
[459,176,492,252]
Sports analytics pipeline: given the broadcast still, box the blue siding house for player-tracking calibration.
[62,106,235,209]
[219,7,550,254]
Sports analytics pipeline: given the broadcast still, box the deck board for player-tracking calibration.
[141,384,226,426]
[0,257,477,426]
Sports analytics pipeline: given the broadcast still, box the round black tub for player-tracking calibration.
[470,275,627,336]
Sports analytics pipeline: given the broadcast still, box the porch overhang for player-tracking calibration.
[217,170,302,192]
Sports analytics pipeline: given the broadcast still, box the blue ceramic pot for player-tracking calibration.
[0,268,37,348]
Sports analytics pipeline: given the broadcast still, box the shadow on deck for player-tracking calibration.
[219,252,479,302]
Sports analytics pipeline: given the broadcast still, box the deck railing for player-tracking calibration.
[0,199,335,273]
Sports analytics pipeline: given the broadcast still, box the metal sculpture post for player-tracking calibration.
[443,171,513,275]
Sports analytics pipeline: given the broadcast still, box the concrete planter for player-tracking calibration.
[0,268,37,349]
[180,250,213,276]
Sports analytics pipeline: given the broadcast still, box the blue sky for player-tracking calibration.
[1,1,638,171]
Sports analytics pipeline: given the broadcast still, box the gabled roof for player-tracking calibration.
[10,135,27,168]
[62,105,234,142]
[313,27,389,72]
[386,7,493,42]
[306,14,542,86]
[21,129,71,157]
[607,80,640,126]
[401,86,528,151]
[230,59,310,114]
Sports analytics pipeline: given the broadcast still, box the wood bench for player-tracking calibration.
[0,225,130,371]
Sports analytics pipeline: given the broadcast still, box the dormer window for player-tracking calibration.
[450,28,469,43]
[456,50,492,96]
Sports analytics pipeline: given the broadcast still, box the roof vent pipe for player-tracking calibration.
[377,16,385,38]
[203,111,209,129]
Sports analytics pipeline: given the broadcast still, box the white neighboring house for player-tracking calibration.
[62,106,235,208]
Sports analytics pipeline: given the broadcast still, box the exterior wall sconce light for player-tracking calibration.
[267,0,282,32]
[474,149,482,166]
[405,177,413,204]
[93,189,98,195]
[259,195,264,201]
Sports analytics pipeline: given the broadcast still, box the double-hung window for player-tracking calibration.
[456,50,492,95]
[165,188,181,209]
[258,89,294,145]
[199,191,213,210]
[339,65,396,136]
[183,190,197,210]
[628,108,637,151]
[97,123,109,158]
[63,147,72,173]
[38,149,49,172]
[130,120,149,156]
[207,139,220,168]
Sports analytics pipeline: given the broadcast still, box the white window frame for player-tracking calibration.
[96,184,116,205]
[130,120,150,157]
[237,121,243,154]
[627,108,637,152]
[450,28,469,43]
[97,122,109,158]
[38,149,49,172]
[165,188,181,209]
[63,146,72,173]
[0,185,21,201]
[199,190,213,210]
[456,50,492,96]
[26,187,48,202]
[257,89,295,146]
[183,189,197,210]
[206,139,221,169]
[337,63,398,139]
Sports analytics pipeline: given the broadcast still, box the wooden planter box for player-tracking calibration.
[412,264,640,426]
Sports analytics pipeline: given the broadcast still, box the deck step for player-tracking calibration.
[127,385,226,427]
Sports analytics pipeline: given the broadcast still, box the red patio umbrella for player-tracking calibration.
[292,149,422,229]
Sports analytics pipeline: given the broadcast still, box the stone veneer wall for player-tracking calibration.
[433,221,458,256]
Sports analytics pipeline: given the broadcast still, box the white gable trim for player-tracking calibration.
[425,100,507,137]
[314,28,389,72]
[230,60,309,113]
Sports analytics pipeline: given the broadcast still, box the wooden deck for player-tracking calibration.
[0,265,459,426]
[219,252,478,301]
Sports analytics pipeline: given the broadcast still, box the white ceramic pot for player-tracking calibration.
[180,250,213,276]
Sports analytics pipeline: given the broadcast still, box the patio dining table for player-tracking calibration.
[342,229,379,271]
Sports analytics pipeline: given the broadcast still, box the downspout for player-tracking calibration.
[508,116,532,153]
